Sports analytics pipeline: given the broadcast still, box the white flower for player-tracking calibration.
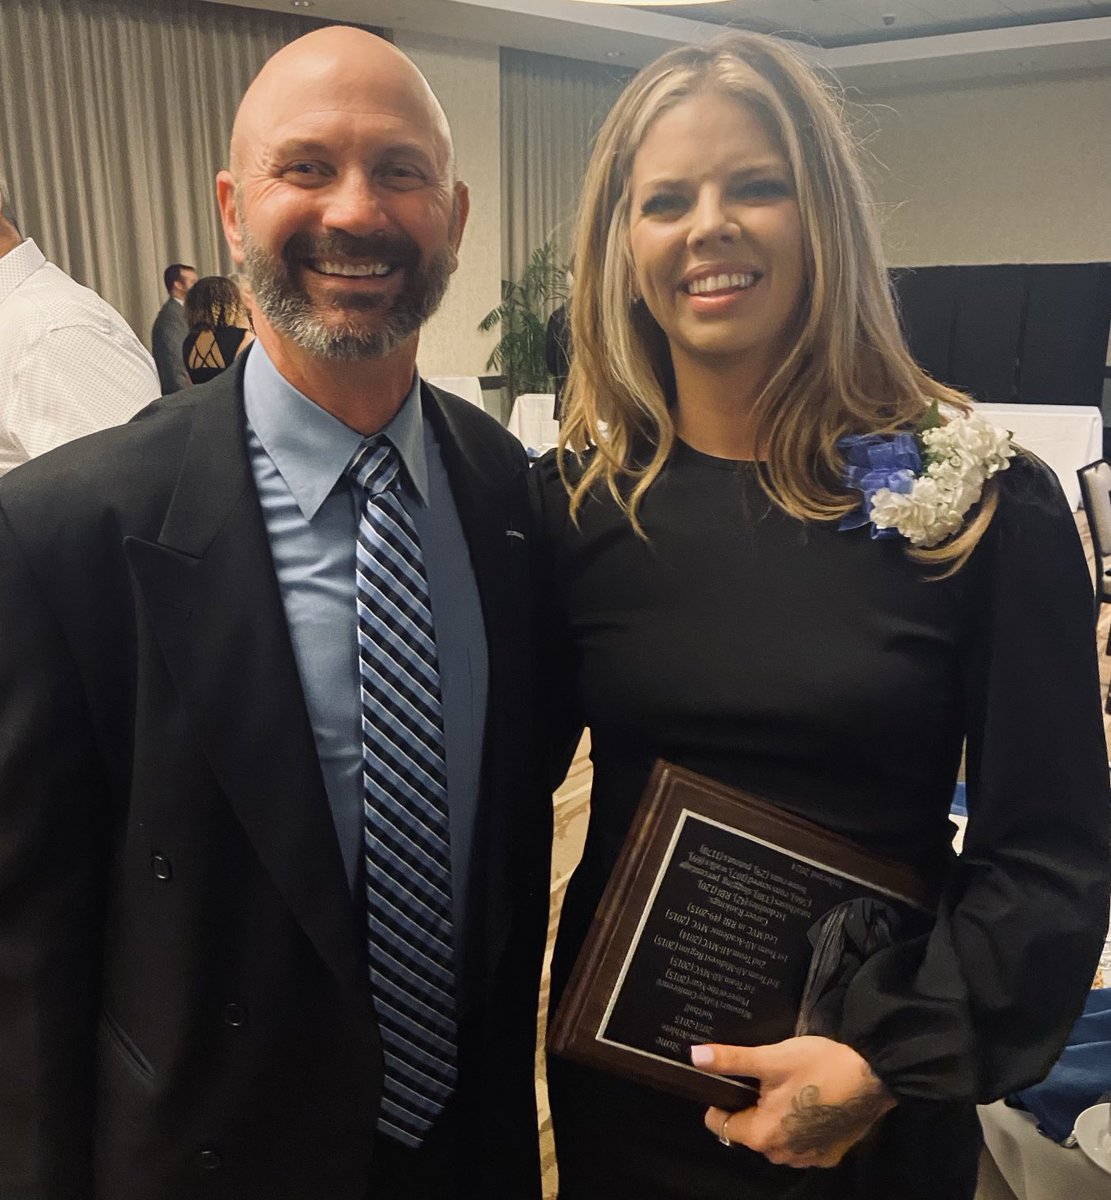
[867,413,1014,548]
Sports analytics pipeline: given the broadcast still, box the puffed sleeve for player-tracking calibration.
[839,454,1110,1102]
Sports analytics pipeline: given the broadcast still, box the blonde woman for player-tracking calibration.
[531,31,1109,1200]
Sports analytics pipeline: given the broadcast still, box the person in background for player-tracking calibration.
[182,273,255,384]
[0,176,158,476]
[545,272,572,422]
[0,26,548,1200]
[151,261,197,393]
[532,30,1110,1200]
[230,270,257,330]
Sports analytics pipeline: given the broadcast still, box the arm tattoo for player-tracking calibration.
[780,1078,890,1156]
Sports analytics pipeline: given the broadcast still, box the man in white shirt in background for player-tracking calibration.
[0,177,159,477]
[151,261,197,393]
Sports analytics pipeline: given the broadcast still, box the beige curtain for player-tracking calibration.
[0,0,371,345]
[500,46,631,283]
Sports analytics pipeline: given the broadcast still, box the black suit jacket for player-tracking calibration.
[0,357,550,1199]
[150,298,190,394]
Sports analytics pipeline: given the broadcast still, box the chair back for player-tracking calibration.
[1079,459,1111,562]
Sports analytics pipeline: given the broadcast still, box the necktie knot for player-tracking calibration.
[347,436,400,497]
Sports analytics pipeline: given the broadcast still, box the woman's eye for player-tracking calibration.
[641,192,687,217]
[737,178,791,201]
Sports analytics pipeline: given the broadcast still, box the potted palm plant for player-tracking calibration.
[478,240,569,403]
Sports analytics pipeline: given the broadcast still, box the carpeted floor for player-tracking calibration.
[537,741,592,1197]
[536,509,1111,1200]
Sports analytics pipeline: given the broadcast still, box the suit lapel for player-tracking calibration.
[422,385,534,991]
[423,385,517,641]
[124,362,367,991]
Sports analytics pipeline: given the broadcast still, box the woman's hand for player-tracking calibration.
[692,1036,895,1169]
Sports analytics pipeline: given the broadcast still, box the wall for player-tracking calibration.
[859,68,1111,268]
[394,30,503,383]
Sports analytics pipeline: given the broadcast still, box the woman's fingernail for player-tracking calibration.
[691,1045,714,1067]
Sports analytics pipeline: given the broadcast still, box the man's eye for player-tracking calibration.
[285,162,322,177]
[380,164,425,187]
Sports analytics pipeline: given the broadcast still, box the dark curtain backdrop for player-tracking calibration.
[891,263,1111,408]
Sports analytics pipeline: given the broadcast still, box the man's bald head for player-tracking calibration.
[228,27,454,180]
[214,23,468,372]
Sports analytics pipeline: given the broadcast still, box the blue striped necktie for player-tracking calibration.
[347,435,457,1148]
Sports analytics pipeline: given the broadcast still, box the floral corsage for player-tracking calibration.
[838,403,1015,548]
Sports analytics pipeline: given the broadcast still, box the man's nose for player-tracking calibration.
[320,172,390,236]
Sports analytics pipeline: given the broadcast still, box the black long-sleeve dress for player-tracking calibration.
[531,441,1110,1200]
[182,324,249,385]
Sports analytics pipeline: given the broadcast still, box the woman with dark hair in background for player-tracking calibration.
[532,30,1109,1200]
[229,271,256,332]
[182,274,254,385]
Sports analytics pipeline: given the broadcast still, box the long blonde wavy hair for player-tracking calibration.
[559,31,998,570]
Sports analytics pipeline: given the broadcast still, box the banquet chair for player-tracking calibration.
[1079,460,1111,621]
[1078,460,1111,712]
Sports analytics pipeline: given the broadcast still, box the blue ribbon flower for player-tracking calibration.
[837,432,921,539]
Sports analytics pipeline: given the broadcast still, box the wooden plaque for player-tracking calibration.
[548,761,936,1109]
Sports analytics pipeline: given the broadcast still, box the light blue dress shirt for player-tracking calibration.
[243,342,488,975]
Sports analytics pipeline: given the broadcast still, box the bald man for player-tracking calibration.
[0,28,549,1200]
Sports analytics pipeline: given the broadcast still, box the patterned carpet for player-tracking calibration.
[536,509,1110,1200]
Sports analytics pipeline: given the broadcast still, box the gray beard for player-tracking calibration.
[239,225,454,362]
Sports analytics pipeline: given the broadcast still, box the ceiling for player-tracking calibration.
[656,1,1111,49]
[199,0,1111,88]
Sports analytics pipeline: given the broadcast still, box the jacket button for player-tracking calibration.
[197,1148,221,1170]
[151,855,172,881]
[223,1003,247,1028]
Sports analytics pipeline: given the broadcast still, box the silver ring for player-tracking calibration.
[718,1112,736,1148]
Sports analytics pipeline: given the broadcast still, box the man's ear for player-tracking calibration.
[216,170,244,266]
[449,180,470,267]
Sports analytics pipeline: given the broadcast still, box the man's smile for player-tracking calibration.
[307,259,395,278]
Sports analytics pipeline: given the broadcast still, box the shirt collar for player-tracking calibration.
[0,239,45,307]
[243,340,429,521]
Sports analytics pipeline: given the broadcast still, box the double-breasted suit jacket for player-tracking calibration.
[0,356,551,1199]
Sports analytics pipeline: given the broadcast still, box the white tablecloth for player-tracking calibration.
[979,1100,1111,1199]
[425,375,485,412]
[974,403,1103,511]
[507,393,559,451]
